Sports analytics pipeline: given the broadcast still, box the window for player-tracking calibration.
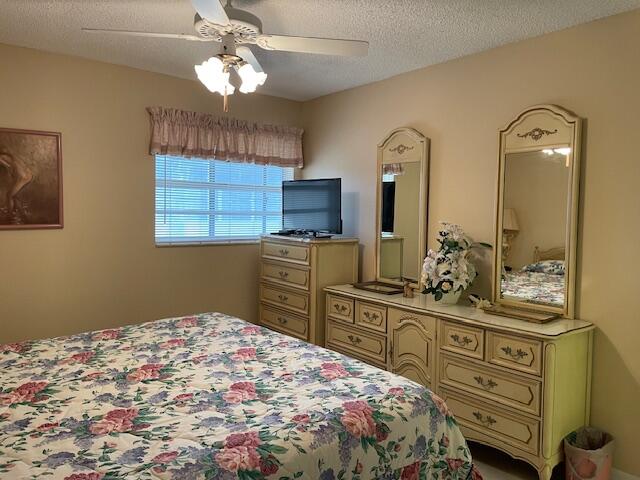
[155,155,294,245]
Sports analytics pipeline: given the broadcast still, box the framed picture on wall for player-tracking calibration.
[0,127,63,229]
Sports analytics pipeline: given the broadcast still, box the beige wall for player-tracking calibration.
[0,43,302,343]
[301,10,640,475]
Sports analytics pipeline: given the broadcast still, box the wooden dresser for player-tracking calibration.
[258,235,358,346]
[324,284,594,480]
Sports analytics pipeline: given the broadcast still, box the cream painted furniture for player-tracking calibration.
[376,127,430,288]
[494,105,582,317]
[324,284,594,480]
[259,235,358,346]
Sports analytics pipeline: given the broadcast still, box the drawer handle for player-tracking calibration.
[334,304,348,314]
[277,294,289,303]
[277,317,288,325]
[501,346,529,361]
[473,411,497,427]
[474,375,498,391]
[363,311,380,323]
[450,334,473,347]
[279,249,290,256]
[278,271,289,279]
[347,335,362,345]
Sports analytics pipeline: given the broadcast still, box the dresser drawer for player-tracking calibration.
[260,305,308,340]
[326,319,386,365]
[355,301,387,333]
[439,355,541,416]
[441,388,540,456]
[441,321,484,360]
[260,284,310,316]
[487,332,543,376]
[327,294,354,323]
[261,241,310,265]
[261,261,310,291]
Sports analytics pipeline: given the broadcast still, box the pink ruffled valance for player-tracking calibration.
[147,107,304,168]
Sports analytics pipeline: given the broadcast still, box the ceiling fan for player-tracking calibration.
[83,0,369,111]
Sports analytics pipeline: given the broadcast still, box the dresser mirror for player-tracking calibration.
[375,127,430,289]
[493,105,582,318]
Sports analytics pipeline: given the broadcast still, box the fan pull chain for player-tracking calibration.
[223,63,230,112]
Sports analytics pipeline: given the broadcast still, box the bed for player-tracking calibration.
[501,247,566,306]
[0,313,481,479]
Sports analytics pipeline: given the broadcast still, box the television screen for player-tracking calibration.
[282,179,342,234]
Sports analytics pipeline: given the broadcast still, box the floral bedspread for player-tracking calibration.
[502,271,565,306]
[0,313,481,480]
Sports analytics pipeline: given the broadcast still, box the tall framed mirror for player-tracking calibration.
[376,128,430,289]
[493,105,582,318]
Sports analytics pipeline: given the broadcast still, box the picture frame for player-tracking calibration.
[0,127,63,230]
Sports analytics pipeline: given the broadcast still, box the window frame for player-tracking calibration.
[154,155,295,246]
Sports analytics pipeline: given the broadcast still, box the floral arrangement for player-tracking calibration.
[421,222,478,301]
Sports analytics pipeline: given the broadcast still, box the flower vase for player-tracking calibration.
[437,290,462,305]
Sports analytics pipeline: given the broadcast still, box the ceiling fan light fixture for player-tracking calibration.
[237,62,267,94]
[195,56,235,96]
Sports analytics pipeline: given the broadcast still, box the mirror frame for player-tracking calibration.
[492,105,582,318]
[375,127,430,290]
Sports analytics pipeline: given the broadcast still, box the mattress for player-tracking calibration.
[0,312,481,479]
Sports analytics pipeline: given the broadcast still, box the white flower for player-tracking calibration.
[422,222,478,294]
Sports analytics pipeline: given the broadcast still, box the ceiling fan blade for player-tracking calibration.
[82,28,214,42]
[256,34,368,57]
[236,46,264,73]
[192,0,230,26]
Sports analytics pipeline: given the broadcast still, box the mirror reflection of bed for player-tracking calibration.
[500,149,569,307]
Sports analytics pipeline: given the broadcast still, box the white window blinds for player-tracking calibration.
[155,155,294,245]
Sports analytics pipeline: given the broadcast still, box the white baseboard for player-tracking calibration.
[614,468,640,480]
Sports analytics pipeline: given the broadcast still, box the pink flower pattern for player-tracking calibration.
[159,338,186,349]
[62,351,95,364]
[0,313,479,479]
[216,446,260,472]
[64,474,104,480]
[152,451,178,464]
[431,393,451,417]
[341,400,376,438]
[126,364,164,382]
[0,381,48,406]
[232,347,257,361]
[176,317,198,328]
[319,362,349,380]
[223,382,257,404]
[90,408,139,435]
[92,330,120,341]
[241,326,261,335]
[0,343,27,353]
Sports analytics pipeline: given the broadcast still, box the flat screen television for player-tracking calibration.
[282,178,342,235]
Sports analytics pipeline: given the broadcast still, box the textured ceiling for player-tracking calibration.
[1,0,639,101]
